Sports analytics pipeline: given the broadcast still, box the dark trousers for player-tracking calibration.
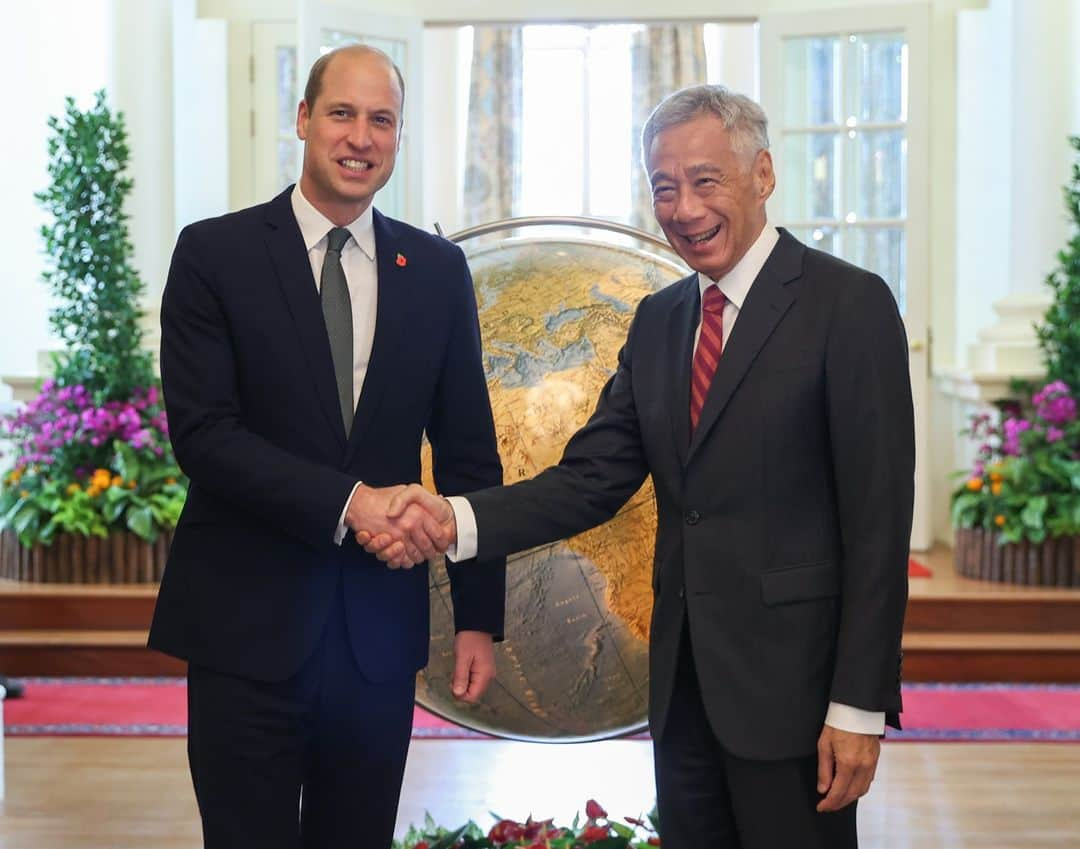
[653,625,857,849]
[187,585,416,849]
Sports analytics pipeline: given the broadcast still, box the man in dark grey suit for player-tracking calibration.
[366,85,914,849]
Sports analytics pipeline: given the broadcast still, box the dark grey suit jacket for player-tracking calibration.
[466,228,914,760]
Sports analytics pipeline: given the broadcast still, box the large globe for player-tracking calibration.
[418,222,688,741]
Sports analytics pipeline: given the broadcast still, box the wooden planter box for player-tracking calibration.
[0,528,172,584]
[953,527,1080,587]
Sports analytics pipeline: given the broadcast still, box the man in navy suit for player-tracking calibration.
[149,45,505,849]
[369,85,914,848]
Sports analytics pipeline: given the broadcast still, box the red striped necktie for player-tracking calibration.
[690,284,726,431]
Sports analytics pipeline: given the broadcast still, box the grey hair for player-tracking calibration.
[641,84,769,172]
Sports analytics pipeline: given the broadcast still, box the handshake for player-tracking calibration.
[346,483,458,568]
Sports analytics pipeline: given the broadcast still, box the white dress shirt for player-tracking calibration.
[449,224,883,735]
[289,186,377,545]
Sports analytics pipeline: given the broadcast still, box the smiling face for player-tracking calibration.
[647,113,775,281]
[296,49,403,225]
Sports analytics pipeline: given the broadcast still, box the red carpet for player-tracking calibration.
[4,680,1077,741]
[908,557,932,578]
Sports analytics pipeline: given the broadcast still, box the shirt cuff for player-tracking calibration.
[445,495,478,562]
[334,482,363,545]
[825,702,885,735]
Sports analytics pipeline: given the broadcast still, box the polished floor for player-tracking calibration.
[0,737,1078,848]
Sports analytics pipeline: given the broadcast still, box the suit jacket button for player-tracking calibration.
[685,510,701,525]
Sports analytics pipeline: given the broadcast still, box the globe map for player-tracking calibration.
[418,229,688,741]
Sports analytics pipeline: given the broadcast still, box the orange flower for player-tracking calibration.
[86,485,103,498]
[990,482,1002,496]
[994,514,1006,527]
[111,475,124,488]
[65,483,81,496]
[165,477,177,485]
[19,489,29,499]
[966,478,983,492]
[127,480,137,490]
[92,468,112,489]
[989,471,1004,484]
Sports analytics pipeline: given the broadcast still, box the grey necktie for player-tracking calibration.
[320,227,354,436]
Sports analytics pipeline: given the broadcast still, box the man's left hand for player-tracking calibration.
[815,725,881,812]
[451,630,496,703]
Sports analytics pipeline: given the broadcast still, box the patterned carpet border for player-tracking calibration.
[4,680,1079,741]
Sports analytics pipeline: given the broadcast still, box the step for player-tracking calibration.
[902,632,1080,683]
[0,630,183,676]
[905,593,1080,633]
[0,586,158,631]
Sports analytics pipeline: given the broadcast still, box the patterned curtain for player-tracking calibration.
[463,27,524,226]
[629,25,708,235]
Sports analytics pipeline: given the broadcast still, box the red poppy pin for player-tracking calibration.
[396,253,407,267]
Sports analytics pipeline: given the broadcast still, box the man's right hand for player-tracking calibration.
[354,484,457,567]
[345,484,452,568]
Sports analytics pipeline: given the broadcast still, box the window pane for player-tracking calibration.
[320,29,407,68]
[587,27,633,218]
[783,36,840,126]
[523,24,587,49]
[782,132,841,221]
[521,44,585,214]
[854,130,906,219]
[278,139,298,191]
[789,225,840,256]
[277,46,297,134]
[851,32,907,123]
[852,227,905,310]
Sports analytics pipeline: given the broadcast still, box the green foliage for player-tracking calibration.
[392,804,661,849]
[0,91,186,548]
[1037,136,1080,395]
[951,383,1080,544]
[34,90,154,401]
[0,441,185,548]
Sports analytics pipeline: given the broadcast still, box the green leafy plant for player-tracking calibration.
[952,137,1080,545]
[951,381,1080,544]
[1037,136,1080,395]
[0,91,185,547]
[393,800,661,849]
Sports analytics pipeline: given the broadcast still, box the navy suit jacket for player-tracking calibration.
[149,187,505,683]
[466,229,914,760]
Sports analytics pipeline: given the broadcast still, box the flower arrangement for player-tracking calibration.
[1,380,183,546]
[0,91,185,548]
[951,380,1080,544]
[394,800,660,849]
[951,136,1080,549]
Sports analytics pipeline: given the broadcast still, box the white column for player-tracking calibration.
[945,0,1079,397]
[106,0,175,361]
[933,0,1079,544]
[1010,0,1078,295]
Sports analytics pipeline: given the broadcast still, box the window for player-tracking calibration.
[778,31,909,308]
[519,25,636,219]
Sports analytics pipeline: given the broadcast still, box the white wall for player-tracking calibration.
[0,2,110,380]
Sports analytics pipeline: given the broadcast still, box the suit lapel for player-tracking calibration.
[685,230,804,464]
[346,210,410,459]
[263,188,347,449]
[667,276,700,467]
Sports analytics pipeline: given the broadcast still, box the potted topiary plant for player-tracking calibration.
[0,91,186,583]
[951,136,1080,585]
